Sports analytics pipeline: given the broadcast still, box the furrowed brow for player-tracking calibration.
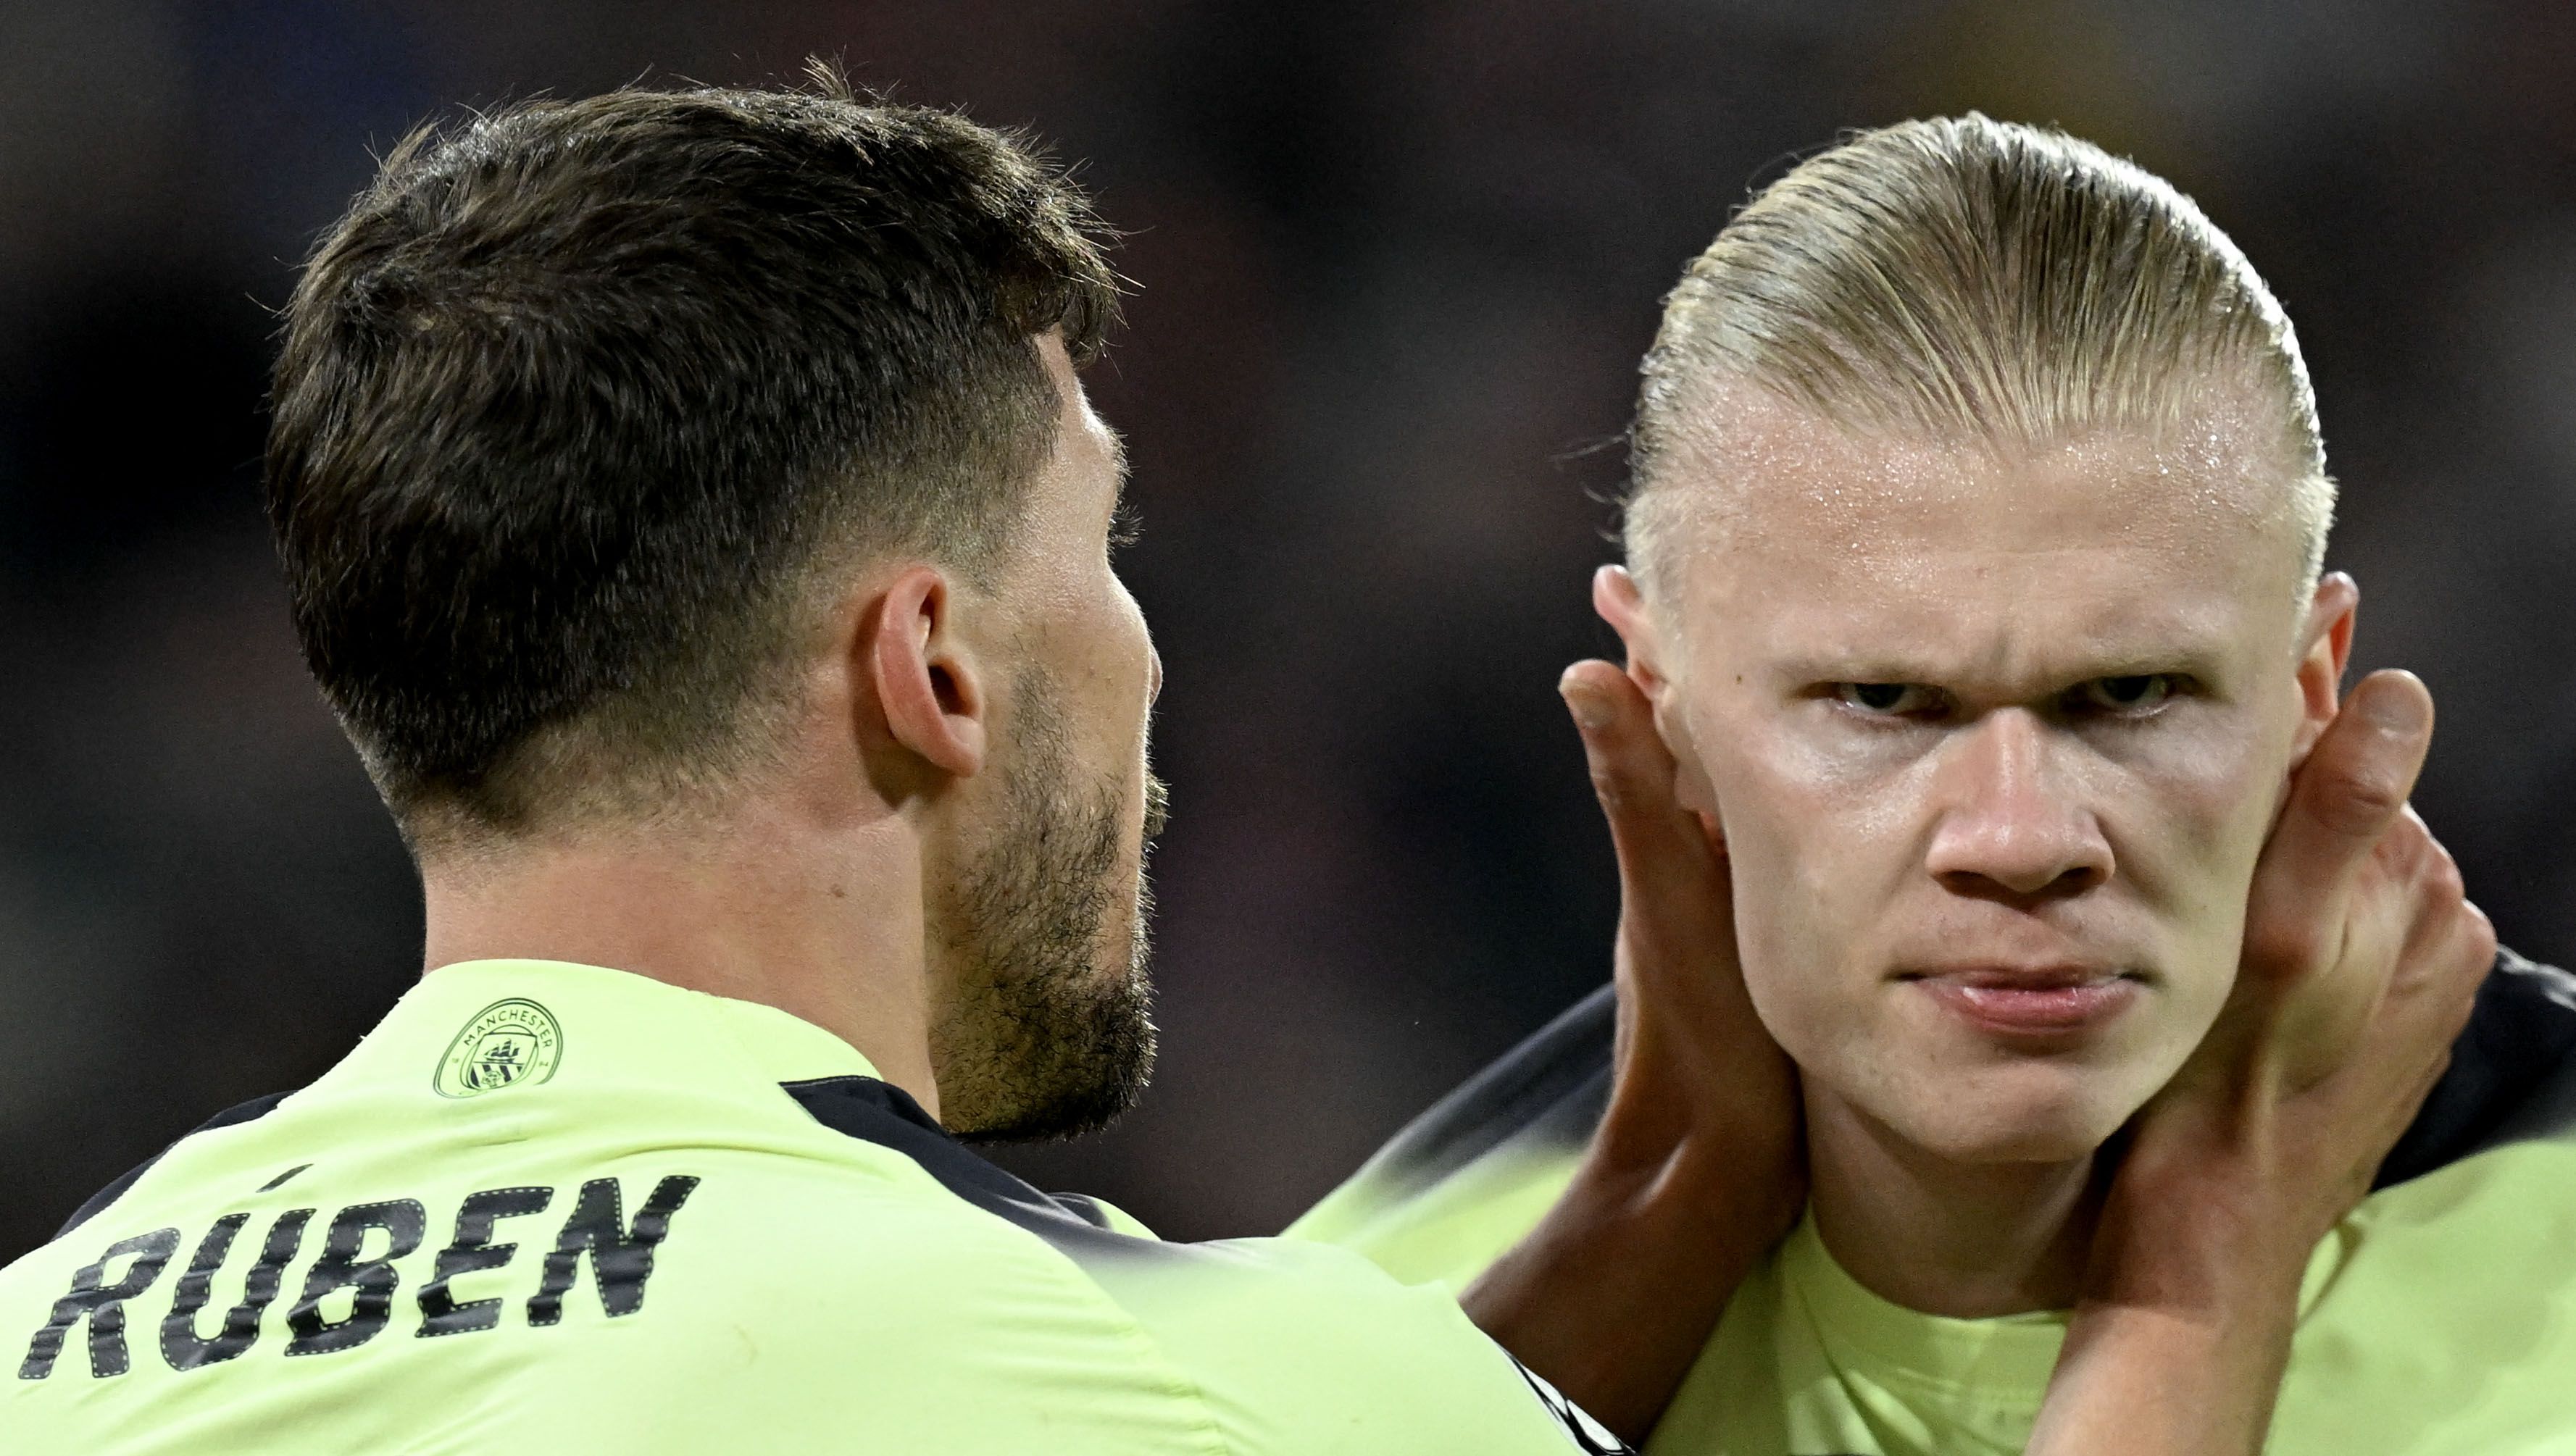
[1771,627,2236,688]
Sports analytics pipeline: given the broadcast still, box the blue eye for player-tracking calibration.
[1835,682,1941,716]
[2075,674,2177,714]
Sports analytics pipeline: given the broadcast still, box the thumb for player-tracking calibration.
[2241,669,2433,988]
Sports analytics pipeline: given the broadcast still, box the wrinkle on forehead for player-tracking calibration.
[1640,379,2314,640]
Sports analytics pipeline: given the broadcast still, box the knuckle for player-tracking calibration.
[2243,916,2323,976]
[2411,850,2472,907]
[2387,811,2437,865]
[2423,855,2465,905]
[2461,904,2499,968]
[2307,758,2408,839]
[1588,767,1633,811]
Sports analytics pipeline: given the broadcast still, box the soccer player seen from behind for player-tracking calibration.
[1294,115,2573,1455]
[0,80,2496,1454]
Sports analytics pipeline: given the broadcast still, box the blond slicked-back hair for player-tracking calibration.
[1625,114,2334,598]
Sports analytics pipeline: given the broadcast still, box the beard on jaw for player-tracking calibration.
[930,679,1164,1144]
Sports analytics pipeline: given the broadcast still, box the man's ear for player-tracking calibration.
[2287,571,2361,769]
[1593,564,1719,816]
[868,566,989,779]
[1593,565,1672,706]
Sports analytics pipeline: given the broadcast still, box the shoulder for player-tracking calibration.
[1072,1232,1621,1454]
[1,1094,1225,1454]
[50,1090,294,1241]
[566,1185,1222,1444]
[1286,986,1606,1286]
[2277,1120,2576,1450]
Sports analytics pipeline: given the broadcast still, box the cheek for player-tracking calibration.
[1696,700,1921,907]
[1021,575,1158,787]
[2111,704,2296,929]
[1079,576,1155,711]
[1112,590,1156,756]
[1687,707,1882,1044]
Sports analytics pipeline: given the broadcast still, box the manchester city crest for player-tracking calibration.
[434,998,564,1098]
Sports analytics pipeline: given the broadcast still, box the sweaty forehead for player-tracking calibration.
[1645,382,2312,648]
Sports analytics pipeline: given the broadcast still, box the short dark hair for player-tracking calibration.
[265,67,1118,845]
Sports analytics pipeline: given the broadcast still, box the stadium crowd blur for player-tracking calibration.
[6,0,2576,1263]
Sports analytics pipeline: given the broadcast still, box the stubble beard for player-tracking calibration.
[930,685,1164,1144]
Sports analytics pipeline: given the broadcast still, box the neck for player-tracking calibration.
[417,801,941,1117]
[1803,1084,2106,1318]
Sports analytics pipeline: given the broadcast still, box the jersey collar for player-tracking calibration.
[1783,1204,2351,1415]
[345,958,886,1098]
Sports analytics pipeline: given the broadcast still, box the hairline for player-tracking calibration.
[1621,371,2334,636]
[396,332,1089,863]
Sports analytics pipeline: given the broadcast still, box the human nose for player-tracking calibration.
[1923,708,2114,900]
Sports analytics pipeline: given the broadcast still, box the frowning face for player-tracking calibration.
[1616,383,2348,1164]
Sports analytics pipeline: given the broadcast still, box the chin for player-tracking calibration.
[1893,1064,2143,1165]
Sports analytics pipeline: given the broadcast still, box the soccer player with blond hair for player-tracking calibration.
[1299,114,2572,1454]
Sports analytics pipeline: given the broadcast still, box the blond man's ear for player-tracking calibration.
[2287,572,2361,771]
[1591,564,1716,819]
[1591,566,1666,700]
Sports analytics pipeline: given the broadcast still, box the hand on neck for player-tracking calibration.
[1803,1084,2107,1318]
[417,795,943,1120]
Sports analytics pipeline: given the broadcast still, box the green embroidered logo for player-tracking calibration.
[434,998,564,1098]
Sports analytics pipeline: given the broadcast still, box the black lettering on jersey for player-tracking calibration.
[161,1208,314,1371]
[17,1227,181,1380]
[283,1200,426,1357]
[417,1187,553,1338]
[527,1176,698,1325]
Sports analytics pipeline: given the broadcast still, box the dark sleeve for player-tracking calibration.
[2375,947,2576,1189]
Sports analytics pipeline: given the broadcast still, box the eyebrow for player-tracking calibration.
[1770,642,2235,695]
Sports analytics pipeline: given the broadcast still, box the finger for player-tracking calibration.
[2378,818,2490,1008]
[2242,670,2435,981]
[2386,817,2469,982]
[2419,898,2494,1032]
[1560,660,1732,959]
[2348,894,2488,1092]
[2456,901,2499,1003]
[2359,1048,2454,1206]
[1562,658,1725,882]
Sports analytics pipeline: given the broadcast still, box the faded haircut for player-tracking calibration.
[1624,114,2334,598]
[265,65,1119,850]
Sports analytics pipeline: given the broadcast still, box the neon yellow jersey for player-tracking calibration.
[1,960,1626,1455]
[1289,952,2576,1455]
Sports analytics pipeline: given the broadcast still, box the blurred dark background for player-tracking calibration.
[6,0,2575,1261]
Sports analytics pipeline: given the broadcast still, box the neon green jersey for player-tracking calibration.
[1290,953,2576,1455]
[2,960,1625,1455]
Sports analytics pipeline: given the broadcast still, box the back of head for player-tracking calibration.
[266,67,1117,852]
[1625,114,2332,593]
